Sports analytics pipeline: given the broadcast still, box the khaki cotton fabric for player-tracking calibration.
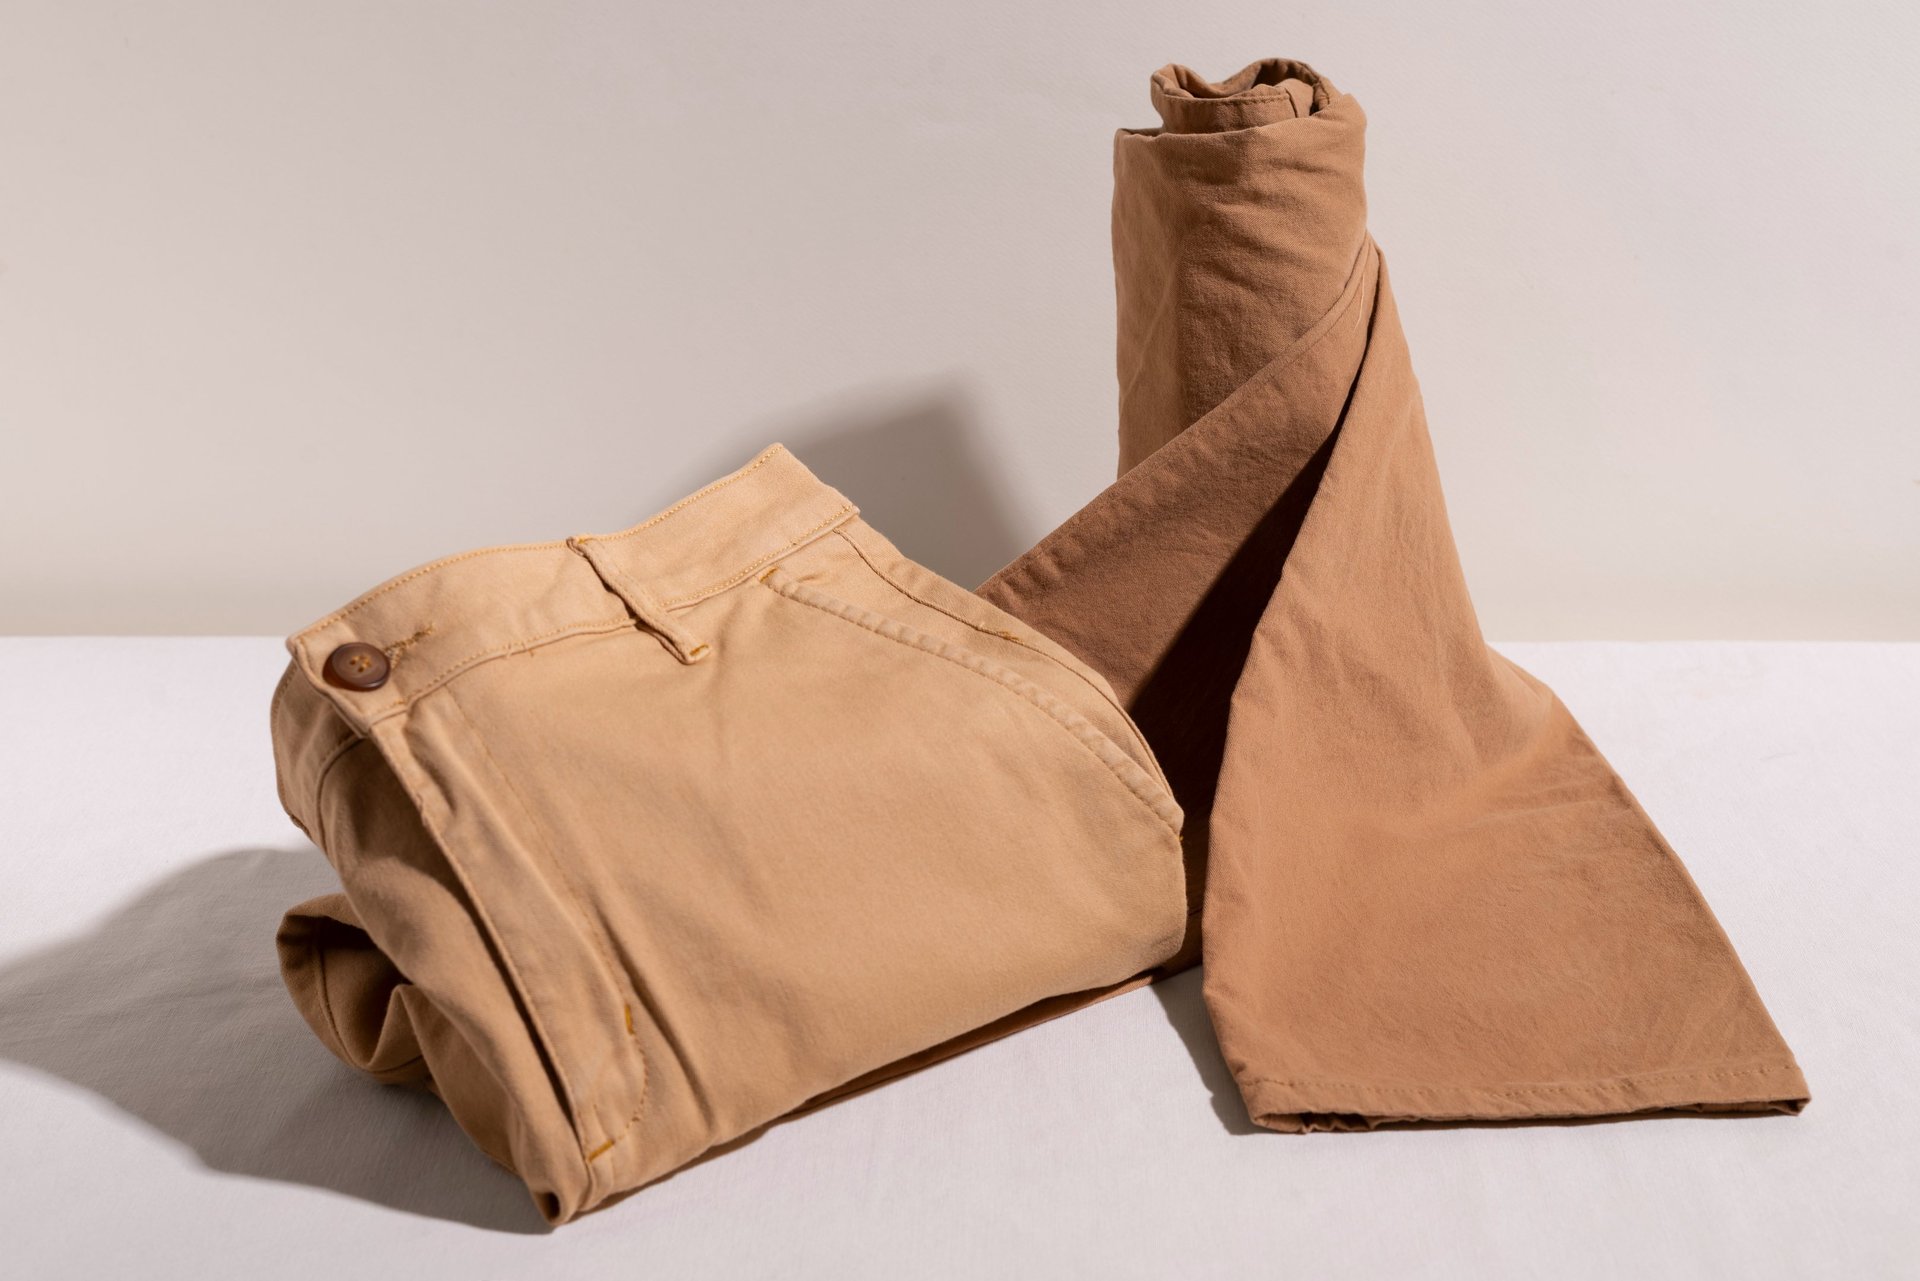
[269,443,1188,1224]
[975,57,1811,1128]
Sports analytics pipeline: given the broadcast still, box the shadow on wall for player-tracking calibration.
[0,847,551,1234]
[672,380,1035,592]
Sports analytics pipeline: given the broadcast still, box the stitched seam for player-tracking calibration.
[1244,1062,1806,1101]
[437,681,651,1159]
[295,446,788,633]
[360,711,594,1171]
[759,566,1181,836]
[328,617,635,722]
[583,553,707,660]
[655,503,856,607]
[303,730,369,850]
[269,662,295,733]
[831,526,1164,777]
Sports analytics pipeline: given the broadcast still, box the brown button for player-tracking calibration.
[324,642,390,691]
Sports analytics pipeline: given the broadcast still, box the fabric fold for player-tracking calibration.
[977,57,1809,1129]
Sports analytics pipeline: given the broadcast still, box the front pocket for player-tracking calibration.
[756,561,1182,836]
[824,521,1171,792]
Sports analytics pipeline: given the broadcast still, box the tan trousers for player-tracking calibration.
[976,57,1809,1129]
[269,55,1808,1228]
[271,445,1189,1224]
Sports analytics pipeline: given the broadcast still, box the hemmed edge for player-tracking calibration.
[1243,1060,1811,1132]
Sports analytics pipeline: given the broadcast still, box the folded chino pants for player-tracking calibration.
[270,444,1189,1224]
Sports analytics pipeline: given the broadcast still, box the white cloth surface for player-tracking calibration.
[0,638,1912,1279]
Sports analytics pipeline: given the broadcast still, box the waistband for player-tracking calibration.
[284,442,859,736]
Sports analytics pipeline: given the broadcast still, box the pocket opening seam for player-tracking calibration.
[756,563,1182,837]
[828,525,1167,784]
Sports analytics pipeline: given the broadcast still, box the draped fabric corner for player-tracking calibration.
[977,57,1810,1129]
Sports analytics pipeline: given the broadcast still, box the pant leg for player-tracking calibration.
[977,57,1810,1129]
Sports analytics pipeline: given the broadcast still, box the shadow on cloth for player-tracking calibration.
[0,847,551,1234]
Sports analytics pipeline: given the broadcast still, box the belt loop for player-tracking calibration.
[567,536,713,664]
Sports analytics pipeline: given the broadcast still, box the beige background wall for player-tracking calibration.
[3,2,1915,638]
